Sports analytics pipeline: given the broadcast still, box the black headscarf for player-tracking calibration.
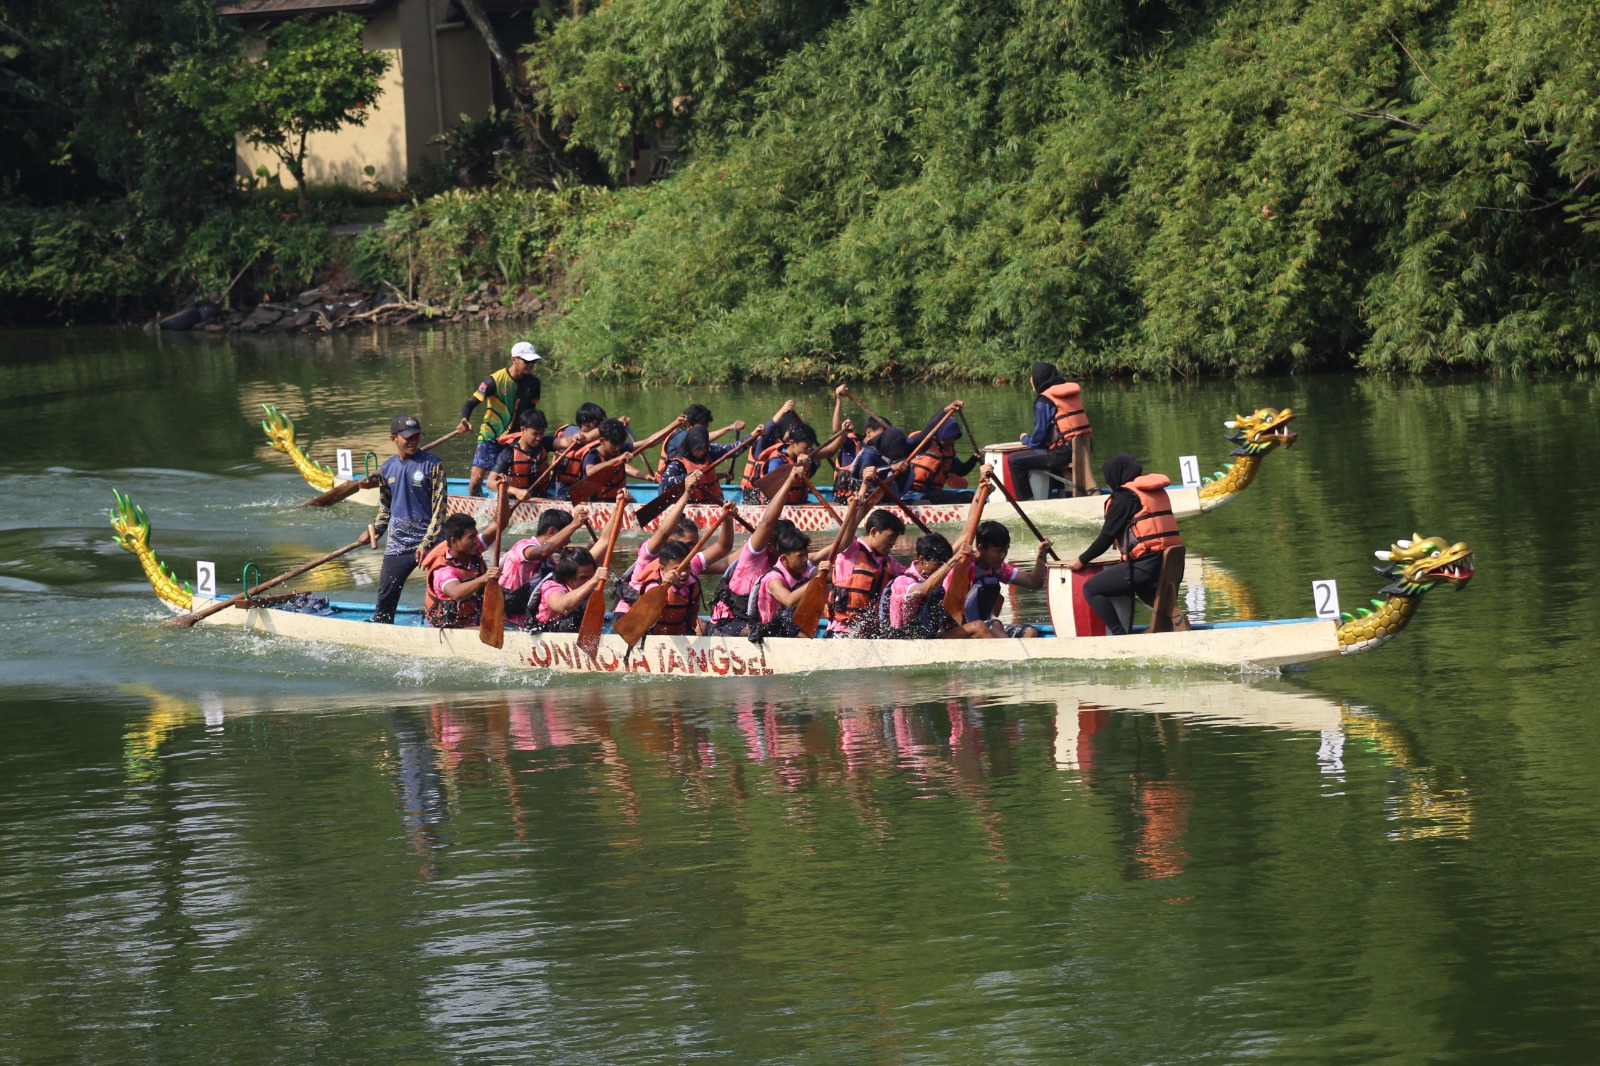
[682,426,710,459]
[877,428,910,462]
[1031,361,1064,395]
[1103,453,1142,492]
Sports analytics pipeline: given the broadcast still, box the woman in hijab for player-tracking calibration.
[1006,362,1082,500]
[1066,454,1182,635]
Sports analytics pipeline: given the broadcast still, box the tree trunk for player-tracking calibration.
[456,0,534,112]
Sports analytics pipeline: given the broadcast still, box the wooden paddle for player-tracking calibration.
[478,480,509,647]
[842,389,891,429]
[576,492,629,659]
[163,539,366,628]
[985,466,1061,561]
[303,426,464,507]
[800,476,844,525]
[874,475,934,537]
[634,429,761,526]
[567,451,629,505]
[943,477,994,621]
[612,510,728,648]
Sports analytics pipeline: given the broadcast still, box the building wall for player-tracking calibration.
[234,0,495,192]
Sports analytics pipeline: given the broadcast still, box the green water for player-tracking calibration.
[2,324,1597,1062]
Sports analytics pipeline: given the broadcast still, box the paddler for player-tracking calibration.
[903,415,979,503]
[658,403,745,477]
[946,521,1052,638]
[488,408,558,502]
[1065,454,1183,635]
[1007,361,1089,500]
[740,421,823,505]
[630,501,738,637]
[547,403,609,498]
[660,427,740,504]
[458,340,541,498]
[573,417,680,498]
[421,512,504,628]
[524,546,608,634]
[707,466,827,636]
[359,413,449,625]
[827,495,909,639]
[498,506,589,616]
[882,533,1000,639]
[614,470,727,619]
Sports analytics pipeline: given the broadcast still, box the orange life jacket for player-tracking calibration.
[551,426,598,486]
[422,540,486,627]
[1111,473,1183,562]
[740,443,786,494]
[1043,382,1091,449]
[634,558,702,636]
[494,431,547,491]
[668,452,726,504]
[907,437,953,495]
[828,542,893,628]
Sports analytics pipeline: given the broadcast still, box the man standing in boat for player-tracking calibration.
[358,414,449,624]
[459,340,542,497]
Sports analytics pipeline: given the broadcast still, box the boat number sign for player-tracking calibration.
[336,449,354,480]
[196,561,216,599]
[1312,579,1341,621]
[1178,455,1201,489]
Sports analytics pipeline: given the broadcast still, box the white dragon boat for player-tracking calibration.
[113,489,1473,677]
[260,404,1299,533]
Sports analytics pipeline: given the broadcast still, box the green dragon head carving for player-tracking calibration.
[1337,533,1474,654]
[1223,407,1297,456]
[1373,534,1476,596]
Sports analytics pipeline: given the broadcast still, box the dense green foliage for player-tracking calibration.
[528,0,1600,380]
[350,186,607,303]
[0,200,330,314]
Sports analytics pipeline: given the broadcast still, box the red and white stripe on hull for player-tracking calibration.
[443,495,977,533]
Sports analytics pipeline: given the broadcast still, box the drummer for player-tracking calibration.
[1065,454,1184,635]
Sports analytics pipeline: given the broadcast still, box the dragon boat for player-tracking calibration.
[113,489,1473,677]
[260,404,1299,533]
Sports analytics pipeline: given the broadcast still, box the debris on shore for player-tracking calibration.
[148,282,546,336]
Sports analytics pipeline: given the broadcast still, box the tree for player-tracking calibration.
[170,14,390,209]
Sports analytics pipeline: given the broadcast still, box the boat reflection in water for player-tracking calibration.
[118,671,1476,888]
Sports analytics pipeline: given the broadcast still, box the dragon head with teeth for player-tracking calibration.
[1223,407,1298,456]
[1374,534,1476,596]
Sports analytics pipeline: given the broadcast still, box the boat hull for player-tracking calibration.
[326,478,1209,532]
[170,596,1342,674]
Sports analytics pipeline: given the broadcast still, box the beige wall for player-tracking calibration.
[234,0,495,192]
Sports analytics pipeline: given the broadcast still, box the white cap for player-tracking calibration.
[511,341,541,363]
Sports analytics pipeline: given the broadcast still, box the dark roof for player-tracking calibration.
[216,0,393,17]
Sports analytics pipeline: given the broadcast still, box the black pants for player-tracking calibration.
[1007,447,1074,500]
[1082,555,1163,635]
[372,551,421,623]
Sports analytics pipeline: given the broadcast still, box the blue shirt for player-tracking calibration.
[1022,398,1054,449]
[374,450,447,555]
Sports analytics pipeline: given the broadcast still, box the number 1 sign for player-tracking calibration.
[1178,455,1201,489]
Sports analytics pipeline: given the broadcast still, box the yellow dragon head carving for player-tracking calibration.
[110,490,193,609]
[1223,407,1297,456]
[1373,534,1476,596]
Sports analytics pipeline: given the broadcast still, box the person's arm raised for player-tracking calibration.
[705,501,736,566]
[645,470,703,554]
[710,419,745,443]
[750,465,801,555]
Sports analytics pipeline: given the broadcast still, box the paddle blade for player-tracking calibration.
[633,481,684,527]
[946,474,968,490]
[478,582,505,648]
[943,563,971,624]
[614,583,672,647]
[303,475,374,507]
[753,463,795,502]
[790,575,828,639]
[576,588,607,658]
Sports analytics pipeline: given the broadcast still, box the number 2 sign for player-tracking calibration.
[1312,579,1341,620]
